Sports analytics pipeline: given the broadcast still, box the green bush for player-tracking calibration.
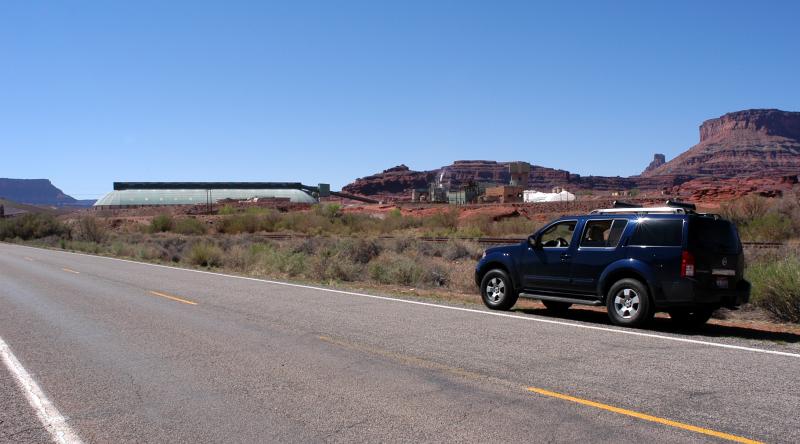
[173,218,207,235]
[149,214,174,233]
[739,213,793,242]
[747,257,800,323]
[0,213,69,240]
[186,242,223,267]
[219,205,237,215]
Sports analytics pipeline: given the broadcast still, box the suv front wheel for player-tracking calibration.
[480,269,518,311]
[606,278,654,327]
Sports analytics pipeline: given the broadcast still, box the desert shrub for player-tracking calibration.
[0,213,69,240]
[747,257,800,323]
[427,263,450,287]
[111,241,135,257]
[149,214,174,233]
[422,207,460,232]
[343,238,382,264]
[718,194,799,242]
[241,243,310,278]
[390,236,415,253]
[186,242,223,267]
[258,210,281,232]
[219,205,237,215]
[368,252,425,286]
[443,241,483,261]
[62,240,103,254]
[173,218,207,235]
[315,203,342,219]
[276,211,331,234]
[290,237,325,255]
[136,245,162,261]
[720,195,772,226]
[218,214,261,234]
[328,260,361,281]
[414,241,445,257]
[76,216,107,243]
[738,213,793,242]
[461,214,536,237]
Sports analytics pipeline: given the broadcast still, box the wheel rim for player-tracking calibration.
[486,277,505,304]
[613,288,640,319]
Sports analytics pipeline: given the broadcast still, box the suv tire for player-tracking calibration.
[606,278,654,327]
[480,269,518,311]
[542,300,572,313]
[668,307,715,327]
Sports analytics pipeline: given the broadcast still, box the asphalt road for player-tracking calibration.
[0,243,798,443]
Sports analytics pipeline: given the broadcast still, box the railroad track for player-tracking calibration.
[255,233,785,248]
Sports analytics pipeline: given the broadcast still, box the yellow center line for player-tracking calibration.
[61,268,80,274]
[148,290,197,305]
[319,334,762,443]
[527,387,762,444]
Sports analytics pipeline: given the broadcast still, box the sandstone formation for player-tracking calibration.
[642,109,800,178]
[343,109,800,202]
[343,165,434,197]
[642,154,666,174]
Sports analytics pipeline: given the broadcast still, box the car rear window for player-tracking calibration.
[629,219,683,247]
[689,217,741,252]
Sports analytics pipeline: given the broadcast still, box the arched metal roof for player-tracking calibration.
[94,188,317,206]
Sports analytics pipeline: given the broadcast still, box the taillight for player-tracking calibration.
[681,250,695,277]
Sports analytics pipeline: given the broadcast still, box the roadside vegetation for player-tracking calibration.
[3,195,800,324]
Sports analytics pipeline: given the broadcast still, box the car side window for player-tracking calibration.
[580,219,628,248]
[629,219,683,246]
[540,221,577,248]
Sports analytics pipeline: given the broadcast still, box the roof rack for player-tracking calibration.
[590,199,698,215]
[665,199,696,212]
[590,206,687,215]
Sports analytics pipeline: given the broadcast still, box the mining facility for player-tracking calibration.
[411,162,576,204]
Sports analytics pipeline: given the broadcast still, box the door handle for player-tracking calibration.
[560,253,571,261]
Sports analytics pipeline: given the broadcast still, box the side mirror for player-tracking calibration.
[528,234,541,249]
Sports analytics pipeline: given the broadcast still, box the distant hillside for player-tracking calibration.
[0,178,93,207]
[344,109,800,202]
[0,197,58,216]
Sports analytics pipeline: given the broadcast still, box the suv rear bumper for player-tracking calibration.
[659,279,750,309]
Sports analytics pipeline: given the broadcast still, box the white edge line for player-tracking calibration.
[6,242,800,360]
[0,335,84,444]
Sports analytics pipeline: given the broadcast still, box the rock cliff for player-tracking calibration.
[344,109,800,201]
[642,109,800,177]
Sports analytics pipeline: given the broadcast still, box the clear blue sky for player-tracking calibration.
[2,1,798,199]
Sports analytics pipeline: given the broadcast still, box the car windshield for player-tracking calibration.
[689,217,741,252]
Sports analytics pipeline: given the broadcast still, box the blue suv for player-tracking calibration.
[475,201,751,327]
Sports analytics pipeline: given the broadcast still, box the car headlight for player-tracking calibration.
[482,250,487,259]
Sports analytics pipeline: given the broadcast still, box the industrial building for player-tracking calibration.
[93,182,378,208]
[94,182,321,208]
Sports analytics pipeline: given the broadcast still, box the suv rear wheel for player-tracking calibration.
[668,307,715,327]
[606,278,654,327]
[480,269,518,311]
